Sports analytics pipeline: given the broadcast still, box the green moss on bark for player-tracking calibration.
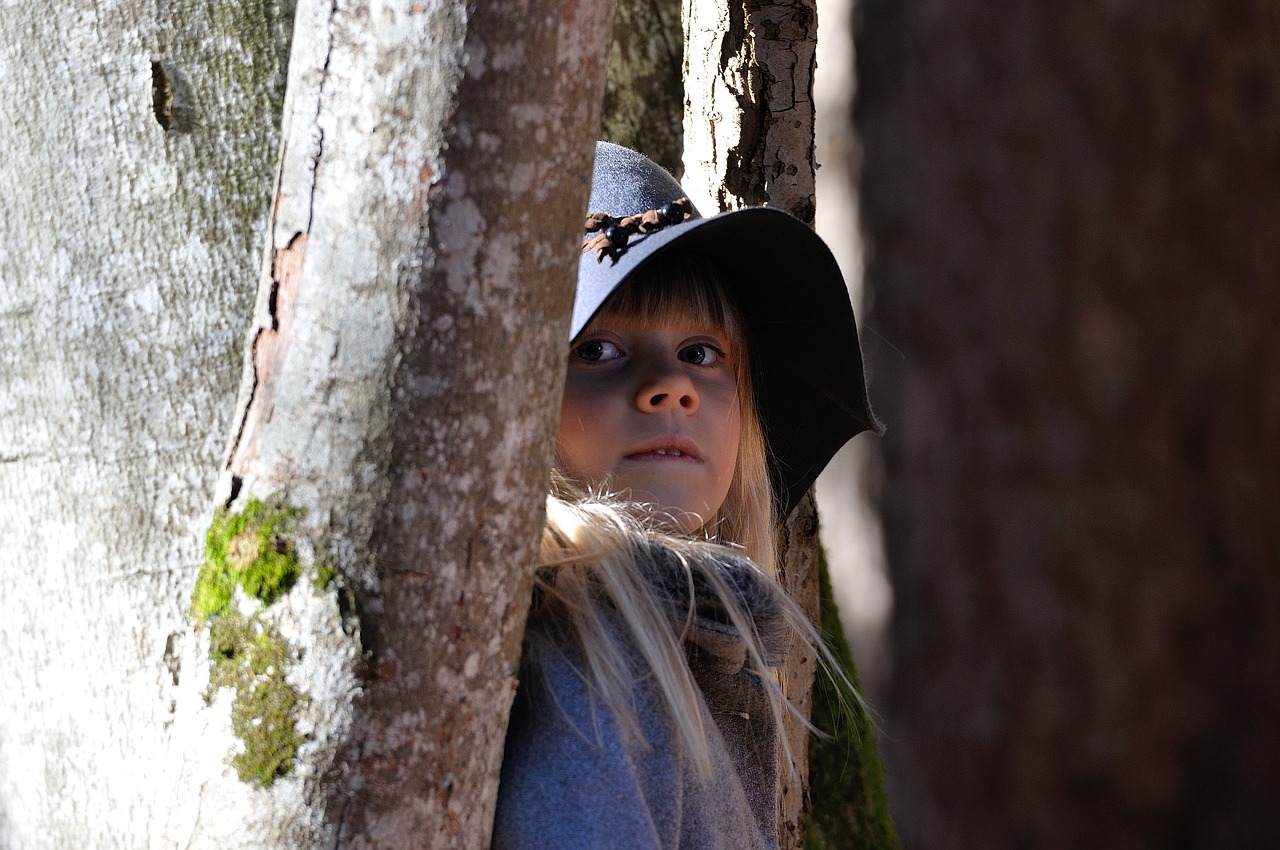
[806,549,900,849]
[192,498,311,787]
[206,612,304,786]
[193,499,303,621]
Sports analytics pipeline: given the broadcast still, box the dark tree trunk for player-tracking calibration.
[856,0,1280,847]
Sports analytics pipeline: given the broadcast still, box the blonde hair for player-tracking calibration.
[537,487,819,777]
[534,252,832,776]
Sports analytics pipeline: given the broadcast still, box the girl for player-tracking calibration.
[492,142,880,850]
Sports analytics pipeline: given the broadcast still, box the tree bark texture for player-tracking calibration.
[857,0,1280,847]
[0,2,289,847]
[771,493,824,849]
[160,0,614,847]
[602,0,685,176]
[684,0,818,222]
[683,0,822,832]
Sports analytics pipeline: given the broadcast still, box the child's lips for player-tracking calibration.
[624,436,703,462]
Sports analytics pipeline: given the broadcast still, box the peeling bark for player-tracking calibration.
[684,0,818,221]
[229,232,307,485]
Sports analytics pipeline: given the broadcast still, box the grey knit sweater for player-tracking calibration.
[491,549,784,850]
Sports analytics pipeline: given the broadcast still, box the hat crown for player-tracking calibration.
[590,142,703,220]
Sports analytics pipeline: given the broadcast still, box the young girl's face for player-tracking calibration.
[557,313,742,533]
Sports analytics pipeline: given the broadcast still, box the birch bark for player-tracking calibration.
[683,0,818,220]
[684,3,896,848]
[683,2,821,845]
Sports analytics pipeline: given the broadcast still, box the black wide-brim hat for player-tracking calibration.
[572,142,883,517]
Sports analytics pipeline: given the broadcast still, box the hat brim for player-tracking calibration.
[572,207,882,517]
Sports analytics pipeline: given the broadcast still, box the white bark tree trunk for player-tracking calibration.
[683,0,818,221]
[0,2,289,847]
[1,1,613,847]
[165,0,614,846]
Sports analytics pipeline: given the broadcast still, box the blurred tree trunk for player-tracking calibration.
[685,2,896,848]
[602,0,684,175]
[0,0,612,847]
[856,0,1280,846]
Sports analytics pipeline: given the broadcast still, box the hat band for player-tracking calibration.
[582,198,694,263]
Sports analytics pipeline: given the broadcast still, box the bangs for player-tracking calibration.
[587,251,745,356]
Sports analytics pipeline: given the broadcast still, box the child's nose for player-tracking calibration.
[635,364,699,413]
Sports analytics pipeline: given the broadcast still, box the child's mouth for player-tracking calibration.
[626,450,699,462]
[625,438,702,462]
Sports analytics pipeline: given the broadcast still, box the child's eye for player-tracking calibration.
[677,343,723,366]
[572,339,623,363]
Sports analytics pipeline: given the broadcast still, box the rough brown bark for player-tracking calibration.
[857,0,1280,846]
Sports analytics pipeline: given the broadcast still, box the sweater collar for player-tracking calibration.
[642,541,789,674]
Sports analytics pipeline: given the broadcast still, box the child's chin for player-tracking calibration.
[657,508,707,536]
[621,489,715,534]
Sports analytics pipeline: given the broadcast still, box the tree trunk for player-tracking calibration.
[807,551,899,849]
[682,0,820,833]
[0,2,289,846]
[602,0,685,176]
[857,0,1280,846]
[683,0,818,220]
[770,493,825,849]
[161,0,614,847]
